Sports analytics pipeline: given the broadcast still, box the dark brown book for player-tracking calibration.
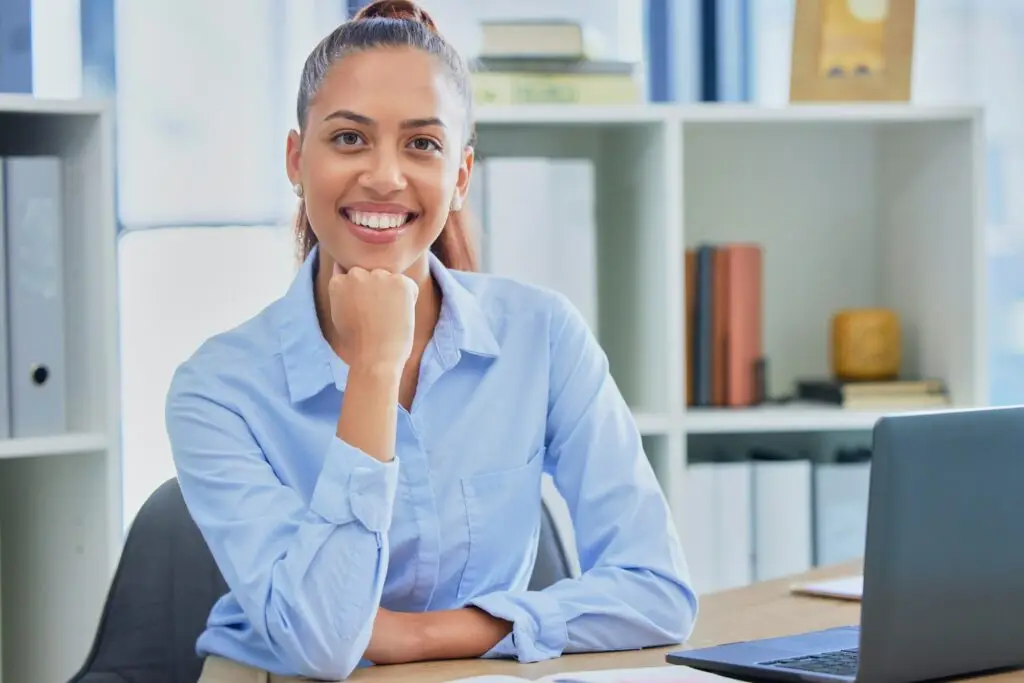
[685,249,696,406]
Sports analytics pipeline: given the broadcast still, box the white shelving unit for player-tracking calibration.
[0,96,120,683]
[0,97,985,677]
[475,101,986,563]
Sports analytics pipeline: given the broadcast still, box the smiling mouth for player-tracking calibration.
[341,208,418,231]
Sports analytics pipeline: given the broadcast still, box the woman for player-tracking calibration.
[166,1,697,681]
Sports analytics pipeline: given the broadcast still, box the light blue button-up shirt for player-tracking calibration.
[165,245,697,680]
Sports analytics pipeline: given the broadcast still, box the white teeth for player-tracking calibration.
[346,210,410,230]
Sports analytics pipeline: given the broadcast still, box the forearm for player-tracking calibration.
[337,364,402,462]
[366,607,512,665]
[417,607,513,661]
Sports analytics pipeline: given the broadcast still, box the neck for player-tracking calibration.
[314,251,442,357]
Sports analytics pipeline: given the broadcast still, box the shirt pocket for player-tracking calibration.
[457,445,546,602]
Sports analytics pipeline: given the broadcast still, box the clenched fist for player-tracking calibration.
[329,262,419,372]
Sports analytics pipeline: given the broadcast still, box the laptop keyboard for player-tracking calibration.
[762,647,860,676]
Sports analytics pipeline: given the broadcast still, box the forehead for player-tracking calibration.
[313,47,463,127]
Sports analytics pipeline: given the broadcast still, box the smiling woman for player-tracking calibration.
[165,1,697,681]
[288,0,478,276]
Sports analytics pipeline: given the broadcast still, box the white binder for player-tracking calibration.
[3,156,67,437]
[813,450,872,565]
[751,453,813,581]
[479,157,599,333]
[681,460,753,594]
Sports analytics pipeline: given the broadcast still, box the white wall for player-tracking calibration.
[118,227,297,526]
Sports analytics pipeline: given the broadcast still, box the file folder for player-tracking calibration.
[812,447,871,565]
[3,155,67,437]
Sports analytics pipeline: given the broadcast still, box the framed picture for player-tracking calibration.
[790,0,915,102]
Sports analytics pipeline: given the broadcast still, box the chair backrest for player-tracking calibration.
[68,477,573,683]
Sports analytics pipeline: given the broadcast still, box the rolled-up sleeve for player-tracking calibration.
[468,293,698,662]
[166,366,397,680]
[310,437,398,535]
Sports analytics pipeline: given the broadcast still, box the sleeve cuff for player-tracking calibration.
[309,436,399,533]
[468,591,568,663]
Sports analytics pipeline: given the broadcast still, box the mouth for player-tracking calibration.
[340,208,418,231]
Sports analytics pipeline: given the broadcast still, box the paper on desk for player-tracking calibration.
[448,664,732,682]
[545,665,735,682]
[790,574,863,601]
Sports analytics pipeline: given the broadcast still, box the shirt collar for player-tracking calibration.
[277,245,499,404]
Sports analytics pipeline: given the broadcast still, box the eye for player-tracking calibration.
[333,131,364,146]
[408,137,441,153]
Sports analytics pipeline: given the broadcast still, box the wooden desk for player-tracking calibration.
[350,560,1023,682]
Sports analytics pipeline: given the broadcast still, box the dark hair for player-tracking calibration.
[293,0,479,271]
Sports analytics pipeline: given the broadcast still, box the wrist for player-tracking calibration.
[348,360,404,383]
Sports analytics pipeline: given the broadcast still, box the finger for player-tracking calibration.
[332,260,344,276]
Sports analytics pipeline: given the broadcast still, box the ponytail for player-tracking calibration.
[431,208,479,271]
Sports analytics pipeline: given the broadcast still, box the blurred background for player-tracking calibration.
[63,0,1017,530]
[2,0,1023,678]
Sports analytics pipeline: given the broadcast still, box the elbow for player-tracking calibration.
[263,601,370,680]
[281,646,363,682]
[654,574,699,645]
[631,569,699,647]
[295,653,364,682]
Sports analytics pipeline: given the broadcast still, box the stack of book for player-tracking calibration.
[794,377,951,410]
[471,19,642,105]
[685,243,766,408]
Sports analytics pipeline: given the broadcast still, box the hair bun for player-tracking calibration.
[354,0,438,33]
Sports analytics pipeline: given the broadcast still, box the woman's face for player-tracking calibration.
[286,46,472,275]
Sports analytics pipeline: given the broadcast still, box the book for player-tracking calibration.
[448,664,735,682]
[791,574,864,601]
[471,71,641,105]
[478,19,598,60]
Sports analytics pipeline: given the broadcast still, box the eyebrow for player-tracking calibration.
[324,109,446,129]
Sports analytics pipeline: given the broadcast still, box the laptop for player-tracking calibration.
[666,406,1024,682]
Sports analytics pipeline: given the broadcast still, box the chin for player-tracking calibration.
[332,246,418,275]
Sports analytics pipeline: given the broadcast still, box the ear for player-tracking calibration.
[451,145,475,211]
[285,129,303,187]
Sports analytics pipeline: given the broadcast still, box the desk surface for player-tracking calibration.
[350,560,1023,682]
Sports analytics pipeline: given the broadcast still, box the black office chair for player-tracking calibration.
[68,477,574,683]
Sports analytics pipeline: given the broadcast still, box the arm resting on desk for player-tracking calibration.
[166,366,399,681]
[468,294,699,663]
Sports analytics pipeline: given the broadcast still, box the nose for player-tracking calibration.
[359,146,407,196]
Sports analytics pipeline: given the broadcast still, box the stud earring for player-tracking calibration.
[450,196,462,211]
[292,183,303,198]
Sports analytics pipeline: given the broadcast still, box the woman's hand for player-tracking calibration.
[329,262,419,373]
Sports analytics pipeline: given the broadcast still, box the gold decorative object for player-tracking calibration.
[790,0,915,102]
[831,308,901,381]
